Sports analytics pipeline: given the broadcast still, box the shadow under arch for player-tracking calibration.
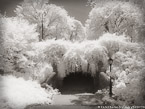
[60,73,95,94]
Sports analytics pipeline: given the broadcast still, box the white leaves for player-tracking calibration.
[63,43,85,74]
[86,1,143,41]
[34,37,129,77]
[0,17,39,74]
[15,0,86,41]
[1,17,38,45]
[116,81,126,89]
[44,40,69,64]
[15,1,75,41]
[85,44,107,64]
[98,33,127,57]
[0,75,58,109]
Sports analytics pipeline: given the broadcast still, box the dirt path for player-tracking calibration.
[26,105,101,109]
[26,93,109,109]
[52,94,104,105]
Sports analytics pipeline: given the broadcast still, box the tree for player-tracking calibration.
[69,19,86,41]
[88,0,128,7]
[44,40,69,74]
[88,0,145,6]
[0,17,38,74]
[98,33,127,58]
[86,1,143,42]
[15,0,72,41]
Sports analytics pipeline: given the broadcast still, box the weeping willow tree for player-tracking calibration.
[39,34,128,80]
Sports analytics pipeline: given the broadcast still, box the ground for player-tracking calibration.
[25,92,120,109]
[25,94,103,109]
[26,105,101,109]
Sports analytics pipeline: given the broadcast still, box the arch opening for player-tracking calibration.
[60,73,96,94]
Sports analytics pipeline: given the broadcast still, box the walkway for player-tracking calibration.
[26,105,101,109]
[26,93,106,109]
[52,93,104,105]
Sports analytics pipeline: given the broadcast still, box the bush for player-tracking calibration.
[0,75,59,109]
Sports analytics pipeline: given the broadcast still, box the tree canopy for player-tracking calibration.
[15,0,85,41]
[86,1,143,41]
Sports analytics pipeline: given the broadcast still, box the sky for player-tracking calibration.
[0,0,91,24]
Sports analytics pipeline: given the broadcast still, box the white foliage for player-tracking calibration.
[57,40,109,77]
[0,17,39,74]
[63,43,85,75]
[112,43,145,105]
[15,0,86,41]
[23,62,54,84]
[68,19,86,41]
[98,33,127,58]
[86,1,143,41]
[84,41,108,75]
[0,75,59,109]
[33,37,131,79]
[115,81,126,89]
[44,40,70,64]
[1,17,38,46]
[32,39,118,78]
[15,0,67,40]
[11,43,55,83]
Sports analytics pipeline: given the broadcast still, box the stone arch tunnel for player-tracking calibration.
[48,71,109,94]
